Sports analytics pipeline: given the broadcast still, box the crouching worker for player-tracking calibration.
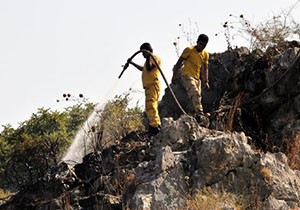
[127,42,162,135]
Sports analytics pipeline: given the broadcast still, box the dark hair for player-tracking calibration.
[140,42,153,52]
[197,34,209,43]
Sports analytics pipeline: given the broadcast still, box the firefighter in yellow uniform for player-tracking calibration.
[172,34,210,123]
[127,43,161,135]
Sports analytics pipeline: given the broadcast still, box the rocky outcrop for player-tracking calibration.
[1,115,300,209]
[160,45,300,151]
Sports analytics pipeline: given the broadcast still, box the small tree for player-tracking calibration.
[0,103,93,191]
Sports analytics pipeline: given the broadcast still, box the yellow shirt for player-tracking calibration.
[181,46,209,79]
[142,54,161,88]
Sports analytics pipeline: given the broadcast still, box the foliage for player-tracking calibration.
[87,92,144,151]
[65,102,94,134]
[0,137,12,174]
[0,91,143,191]
[0,103,93,191]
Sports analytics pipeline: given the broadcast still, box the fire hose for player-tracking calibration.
[118,49,187,116]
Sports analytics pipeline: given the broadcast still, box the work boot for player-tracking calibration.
[148,125,160,136]
[195,112,210,127]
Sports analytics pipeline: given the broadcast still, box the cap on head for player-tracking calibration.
[197,34,209,43]
[140,42,153,52]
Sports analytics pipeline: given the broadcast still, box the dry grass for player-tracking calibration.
[227,91,243,131]
[260,167,272,180]
[0,188,13,205]
[183,187,247,210]
[286,132,300,170]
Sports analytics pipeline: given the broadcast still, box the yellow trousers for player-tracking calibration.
[145,83,161,127]
[181,75,203,114]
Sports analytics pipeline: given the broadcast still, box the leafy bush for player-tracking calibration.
[0,103,93,190]
[0,92,143,190]
[87,92,144,151]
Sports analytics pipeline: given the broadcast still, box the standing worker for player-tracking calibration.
[172,34,210,124]
[127,43,162,135]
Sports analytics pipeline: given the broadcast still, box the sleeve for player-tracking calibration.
[203,51,209,64]
[181,47,191,59]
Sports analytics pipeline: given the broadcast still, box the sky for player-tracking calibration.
[0,0,299,130]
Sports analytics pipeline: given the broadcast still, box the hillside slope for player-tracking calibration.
[1,44,300,210]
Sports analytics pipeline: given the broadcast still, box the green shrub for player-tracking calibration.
[87,92,144,151]
[0,103,93,190]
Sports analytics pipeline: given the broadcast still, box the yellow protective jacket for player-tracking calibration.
[181,46,209,79]
[142,54,161,88]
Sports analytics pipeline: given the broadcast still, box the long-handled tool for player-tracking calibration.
[119,50,187,116]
